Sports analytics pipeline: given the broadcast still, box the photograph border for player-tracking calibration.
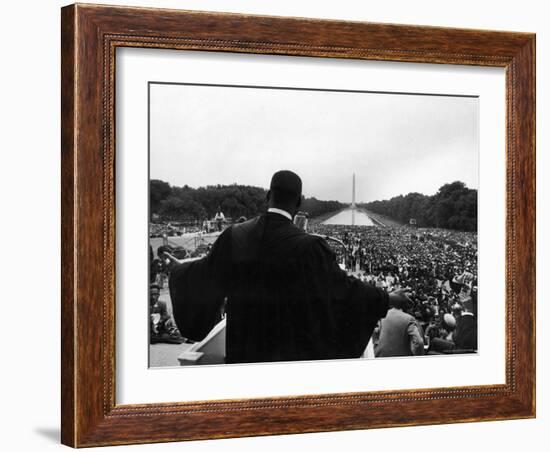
[61,3,535,447]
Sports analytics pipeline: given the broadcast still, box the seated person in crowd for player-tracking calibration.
[430,295,477,352]
[149,284,186,344]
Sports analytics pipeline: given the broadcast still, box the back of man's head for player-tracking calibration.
[268,170,302,212]
[462,297,474,313]
[391,295,409,311]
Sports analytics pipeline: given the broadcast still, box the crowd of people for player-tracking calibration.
[149,222,185,238]
[150,213,230,239]
[150,217,478,355]
[310,224,478,354]
[149,239,217,345]
[149,283,188,344]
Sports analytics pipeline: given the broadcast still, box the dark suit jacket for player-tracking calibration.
[170,212,389,364]
[453,314,477,350]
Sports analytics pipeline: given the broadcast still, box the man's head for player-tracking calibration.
[149,284,160,305]
[266,170,302,216]
[389,287,411,311]
[462,296,474,314]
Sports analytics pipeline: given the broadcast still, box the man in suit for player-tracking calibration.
[453,296,477,350]
[374,296,425,357]
[429,295,478,353]
[169,170,409,364]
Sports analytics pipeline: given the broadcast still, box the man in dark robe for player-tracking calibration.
[168,170,409,364]
[453,297,478,351]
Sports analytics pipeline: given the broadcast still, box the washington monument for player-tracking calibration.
[351,173,356,226]
[321,174,374,226]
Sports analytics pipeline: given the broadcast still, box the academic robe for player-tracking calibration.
[169,212,389,364]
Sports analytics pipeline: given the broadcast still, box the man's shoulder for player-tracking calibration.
[388,308,415,322]
[233,215,263,228]
[263,216,334,256]
[304,233,333,252]
[229,216,262,240]
[226,215,334,257]
[278,224,331,252]
[459,314,476,327]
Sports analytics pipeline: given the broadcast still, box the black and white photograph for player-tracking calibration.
[148,82,479,367]
[2,0,543,449]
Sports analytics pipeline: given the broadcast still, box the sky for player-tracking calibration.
[149,82,478,203]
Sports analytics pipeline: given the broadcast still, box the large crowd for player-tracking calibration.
[310,224,478,353]
[150,219,478,354]
[150,210,231,239]
[150,222,205,238]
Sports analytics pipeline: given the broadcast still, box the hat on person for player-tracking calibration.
[443,313,456,328]
[270,170,302,198]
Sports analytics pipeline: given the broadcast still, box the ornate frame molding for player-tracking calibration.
[61,4,535,447]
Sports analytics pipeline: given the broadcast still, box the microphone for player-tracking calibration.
[293,211,309,231]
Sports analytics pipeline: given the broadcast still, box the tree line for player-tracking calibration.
[150,179,346,222]
[361,181,477,232]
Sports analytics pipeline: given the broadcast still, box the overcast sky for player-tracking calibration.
[150,83,478,203]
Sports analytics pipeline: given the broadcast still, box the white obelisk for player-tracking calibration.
[351,173,356,226]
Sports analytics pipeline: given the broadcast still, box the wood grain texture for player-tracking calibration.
[60,3,536,447]
[60,5,76,447]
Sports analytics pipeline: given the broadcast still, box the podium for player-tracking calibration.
[177,318,226,366]
[176,316,375,365]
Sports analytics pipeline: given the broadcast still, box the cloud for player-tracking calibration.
[150,83,478,202]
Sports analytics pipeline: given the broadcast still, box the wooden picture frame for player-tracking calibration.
[61,3,535,447]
